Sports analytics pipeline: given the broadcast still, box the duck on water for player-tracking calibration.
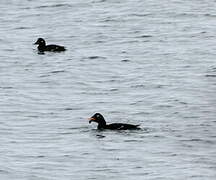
[88,113,140,130]
[34,38,66,52]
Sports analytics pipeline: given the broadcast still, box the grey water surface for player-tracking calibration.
[0,0,216,179]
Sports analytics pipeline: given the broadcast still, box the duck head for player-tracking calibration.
[89,113,106,129]
[34,38,46,46]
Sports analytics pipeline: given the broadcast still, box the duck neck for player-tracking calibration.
[37,43,46,51]
[97,120,106,129]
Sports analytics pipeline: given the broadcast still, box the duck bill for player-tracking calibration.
[88,117,96,124]
[34,41,39,45]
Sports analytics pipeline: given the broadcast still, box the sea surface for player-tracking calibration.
[0,0,216,179]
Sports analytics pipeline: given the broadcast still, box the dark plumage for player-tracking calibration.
[88,113,140,130]
[34,38,66,52]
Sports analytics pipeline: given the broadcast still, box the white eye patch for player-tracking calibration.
[97,115,100,118]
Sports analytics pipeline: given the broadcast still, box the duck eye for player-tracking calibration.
[97,115,100,118]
